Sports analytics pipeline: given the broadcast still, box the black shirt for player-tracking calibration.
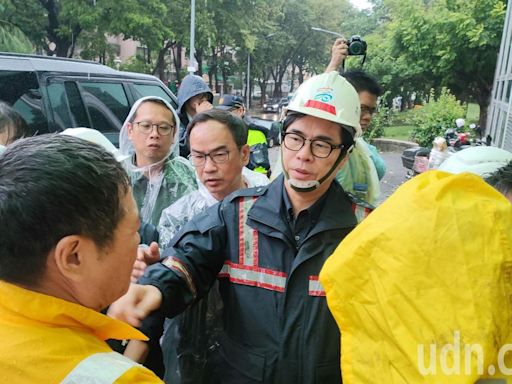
[282,182,329,250]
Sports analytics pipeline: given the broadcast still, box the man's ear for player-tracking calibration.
[53,235,93,282]
[240,144,250,166]
[126,122,134,139]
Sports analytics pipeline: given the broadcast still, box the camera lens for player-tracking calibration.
[349,42,365,55]
[348,35,367,56]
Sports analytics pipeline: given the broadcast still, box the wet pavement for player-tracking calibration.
[377,152,409,205]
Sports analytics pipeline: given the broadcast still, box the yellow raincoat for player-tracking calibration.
[0,281,162,384]
[320,171,512,383]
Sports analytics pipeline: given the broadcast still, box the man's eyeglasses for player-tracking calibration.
[361,105,378,116]
[134,121,175,136]
[282,132,344,158]
[188,150,230,167]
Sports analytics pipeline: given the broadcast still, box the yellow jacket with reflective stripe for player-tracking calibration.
[0,281,163,384]
[320,171,512,383]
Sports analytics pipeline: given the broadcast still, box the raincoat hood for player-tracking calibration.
[118,96,196,225]
[320,171,512,383]
[177,75,213,114]
[336,137,380,206]
[119,95,180,167]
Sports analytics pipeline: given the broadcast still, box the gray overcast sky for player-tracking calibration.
[349,0,372,10]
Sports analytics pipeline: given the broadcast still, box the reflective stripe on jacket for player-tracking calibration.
[140,175,358,383]
[62,352,140,383]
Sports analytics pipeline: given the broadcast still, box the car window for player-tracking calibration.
[0,71,48,135]
[79,81,129,134]
[132,83,177,109]
[48,81,89,130]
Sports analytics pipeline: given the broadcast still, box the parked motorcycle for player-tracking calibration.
[401,127,479,178]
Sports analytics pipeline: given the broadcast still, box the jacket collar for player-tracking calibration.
[248,175,357,236]
[0,281,147,342]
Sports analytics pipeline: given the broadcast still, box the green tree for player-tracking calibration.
[0,20,34,52]
[410,88,466,146]
[376,0,506,130]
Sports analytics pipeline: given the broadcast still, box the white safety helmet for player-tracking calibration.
[455,118,465,129]
[61,127,130,163]
[438,146,512,177]
[285,71,362,138]
[281,72,361,192]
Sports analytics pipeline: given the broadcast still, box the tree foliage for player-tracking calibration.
[410,88,466,147]
[0,0,507,135]
[0,20,34,53]
[365,0,506,131]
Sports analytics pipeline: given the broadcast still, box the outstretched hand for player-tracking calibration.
[108,284,163,327]
[131,242,160,283]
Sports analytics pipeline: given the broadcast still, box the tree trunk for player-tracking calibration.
[221,64,229,95]
[153,41,173,81]
[208,46,216,89]
[298,65,304,85]
[175,43,183,82]
[196,48,203,76]
[258,80,267,107]
[289,63,296,93]
[42,0,74,57]
[476,85,491,136]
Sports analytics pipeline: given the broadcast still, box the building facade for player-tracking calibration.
[487,0,512,151]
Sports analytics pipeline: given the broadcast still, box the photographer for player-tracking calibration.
[325,39,386,207]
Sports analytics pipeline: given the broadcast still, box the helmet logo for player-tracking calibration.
[303,87,337,115]
[313,87,334,103]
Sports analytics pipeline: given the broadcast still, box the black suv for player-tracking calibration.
[0,52,177,146]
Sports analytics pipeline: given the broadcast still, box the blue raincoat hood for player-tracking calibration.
[177,75,213,114]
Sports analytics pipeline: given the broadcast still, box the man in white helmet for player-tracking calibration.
[109,72,362,383]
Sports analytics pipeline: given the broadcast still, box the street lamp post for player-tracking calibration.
[188,0,196,74]
[246,54,251,109]
[311,27,348,72]
[311,27,344,38]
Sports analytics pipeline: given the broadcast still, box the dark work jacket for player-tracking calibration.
[140,175,357,384]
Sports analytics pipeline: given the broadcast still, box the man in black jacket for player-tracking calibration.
[110,71,362,383]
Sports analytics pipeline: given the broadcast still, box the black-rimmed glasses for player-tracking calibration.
[134,121,175,136]
[282,132,344,158]
[188,150,230,167]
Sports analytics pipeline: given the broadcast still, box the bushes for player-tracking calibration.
[363,105,390,141]
[410,88,466,147]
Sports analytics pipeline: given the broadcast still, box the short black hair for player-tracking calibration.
[342,70,383,97]
[0,134,131,286]
[486,160,512,197]
[186,109,248,149]
[282,112,354,158]
[0,101,30,144]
